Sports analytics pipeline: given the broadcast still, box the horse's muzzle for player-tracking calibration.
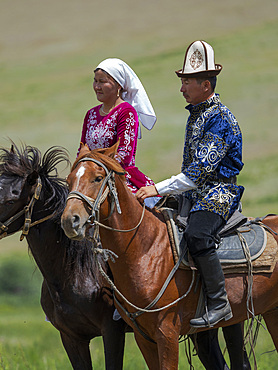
[61,212,86,241]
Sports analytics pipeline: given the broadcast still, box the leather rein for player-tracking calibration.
[0,177,55,241]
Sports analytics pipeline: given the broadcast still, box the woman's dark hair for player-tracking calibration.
[93,68,123,94]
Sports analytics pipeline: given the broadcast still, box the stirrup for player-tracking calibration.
[190,302,233,328]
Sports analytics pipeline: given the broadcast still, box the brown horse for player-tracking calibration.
[61,143,276,369]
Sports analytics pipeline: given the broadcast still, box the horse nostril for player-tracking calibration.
[12,190,20,196]
[72,214,80,228]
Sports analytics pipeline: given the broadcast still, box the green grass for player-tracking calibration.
[0,301,276,369]
[0,0,278,367]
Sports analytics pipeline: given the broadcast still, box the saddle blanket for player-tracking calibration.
[162,208,278,274]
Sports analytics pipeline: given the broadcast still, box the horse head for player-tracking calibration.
[0,142,69,239]
[61,141,125,241]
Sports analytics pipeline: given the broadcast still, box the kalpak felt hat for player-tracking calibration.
[176,40,222,78]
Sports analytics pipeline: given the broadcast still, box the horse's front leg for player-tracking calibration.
[134,332,161,370]
[133,317,180,369]
[60,332,92,370]
[102,318,127,370]
[156,320,180,370]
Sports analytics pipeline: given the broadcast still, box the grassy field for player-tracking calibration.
[0,0,278,368]
[0,297,277,369]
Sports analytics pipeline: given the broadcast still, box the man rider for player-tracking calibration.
[136,40,244,328]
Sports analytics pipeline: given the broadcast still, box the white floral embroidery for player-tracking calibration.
[118,112,136,166]
[85,110,117,150]
[83,105,154,193]
[189,103,218,155]
[207,183,236,204]
[85,109,137,167]
[196,141,221,172]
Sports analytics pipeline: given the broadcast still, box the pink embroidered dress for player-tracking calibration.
[79,102,155,193]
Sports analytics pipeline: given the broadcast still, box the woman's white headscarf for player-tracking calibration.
[95,58,156,138]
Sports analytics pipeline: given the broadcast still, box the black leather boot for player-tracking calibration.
[190,252,233,328]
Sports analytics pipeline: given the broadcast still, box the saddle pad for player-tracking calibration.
[161,208,276,273]
[217,225,266,263]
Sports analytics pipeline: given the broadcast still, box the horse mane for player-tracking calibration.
[0,141,70,218]
[0,141,109,287]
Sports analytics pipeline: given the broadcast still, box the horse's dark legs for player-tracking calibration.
[60,332,92,370]
[190,329,229,370]
[223,323,251,370]
[102,318,127,370]
[191,323,251,370]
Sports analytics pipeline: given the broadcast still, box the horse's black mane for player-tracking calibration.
[0,141,69,218]
[0,142,109,285]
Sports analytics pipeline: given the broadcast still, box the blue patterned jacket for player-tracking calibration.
[182,94,244,220]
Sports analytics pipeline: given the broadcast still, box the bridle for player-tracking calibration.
[66,157,146,245]
[0,177,55,241]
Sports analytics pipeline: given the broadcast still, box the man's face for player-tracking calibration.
[180,77,208,106]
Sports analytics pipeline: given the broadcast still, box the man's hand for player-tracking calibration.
[135,185,158,203]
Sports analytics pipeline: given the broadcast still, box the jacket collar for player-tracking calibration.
[186,93,220,113]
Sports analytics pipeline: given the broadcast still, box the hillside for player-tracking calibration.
[0,1,278,368]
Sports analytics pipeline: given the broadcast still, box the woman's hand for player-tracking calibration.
[135,185,158,203]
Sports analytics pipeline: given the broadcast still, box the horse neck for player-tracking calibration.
[98,178,174,300]
[26,209,68,285]
[100,177,164,257]
[27,192,103,297]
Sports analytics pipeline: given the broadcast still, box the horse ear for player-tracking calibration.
[27,171,39,186]
[10,145,15,154]
[102,140,120,159]
[78,143,90,158]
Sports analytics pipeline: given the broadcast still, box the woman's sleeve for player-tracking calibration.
[114,106,139,168]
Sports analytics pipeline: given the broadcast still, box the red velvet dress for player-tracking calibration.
[79,102,154,193]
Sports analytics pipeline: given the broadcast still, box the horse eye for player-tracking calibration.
[94,176,103,183]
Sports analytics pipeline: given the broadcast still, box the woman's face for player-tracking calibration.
[93,69,119,103]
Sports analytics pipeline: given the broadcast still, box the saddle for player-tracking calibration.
[156,195,278,274]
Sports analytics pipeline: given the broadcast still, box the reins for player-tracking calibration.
[0,177,55,241]
[94,246,195,344]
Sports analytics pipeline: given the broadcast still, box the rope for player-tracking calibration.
[237,230,260,369]
[93,204,146,233]
[237,231,255,319]
[94,248,195,315]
